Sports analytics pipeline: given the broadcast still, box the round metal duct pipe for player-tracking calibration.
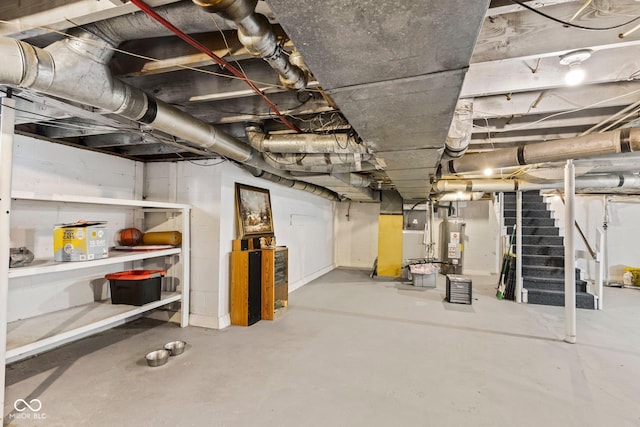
[246,126,368,154]
[432,173,640,193]
[193,0,307,90]
[441,128,640,175]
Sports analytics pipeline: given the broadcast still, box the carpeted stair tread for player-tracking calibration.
[523,265,566,279]
[507,225,560,236]
[504,217,556,227]
[523,254,564,267]
[522,245,565,256]
[523,235,564,245]
[526,289,596,309]
[504,209,552,218]
[523,276,587,292]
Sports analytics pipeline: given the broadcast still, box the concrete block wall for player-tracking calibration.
[8,135,142,321]
[145,160,336,329]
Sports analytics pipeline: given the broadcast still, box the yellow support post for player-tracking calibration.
[377,214,403,277]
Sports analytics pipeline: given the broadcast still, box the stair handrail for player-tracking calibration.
[558,195,596,260]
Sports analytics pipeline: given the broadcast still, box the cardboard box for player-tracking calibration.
[53,221,109,261]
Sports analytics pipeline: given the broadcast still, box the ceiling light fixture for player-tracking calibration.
[560,49,592,86]
[483,168,493,176]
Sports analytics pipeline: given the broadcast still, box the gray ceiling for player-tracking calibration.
[1,0,640,200]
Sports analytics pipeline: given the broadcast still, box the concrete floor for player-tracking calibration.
[4,269,640,427]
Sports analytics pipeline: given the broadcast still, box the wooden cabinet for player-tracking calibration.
[261,247,288,320]
[230,245,288,325]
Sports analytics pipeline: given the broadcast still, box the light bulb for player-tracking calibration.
[565,63,585,86]
[483,168,493,176]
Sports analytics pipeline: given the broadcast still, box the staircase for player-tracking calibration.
[503,191,596,309]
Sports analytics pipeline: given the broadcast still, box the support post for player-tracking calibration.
[602,196,609,286]
[596,228,604,310]
[0,96,16,421]
[564,160,577,344]
[515,191,522,303]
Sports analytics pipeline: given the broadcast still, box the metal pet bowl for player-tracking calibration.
[145,349,170,367]
[164,340,186,356]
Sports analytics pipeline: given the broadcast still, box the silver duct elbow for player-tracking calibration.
[193,0,308,90]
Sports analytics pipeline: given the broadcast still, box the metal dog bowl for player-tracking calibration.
[145,349,170,367]
[164,340,186,356]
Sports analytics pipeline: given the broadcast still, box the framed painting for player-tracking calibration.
[235,183,274,238]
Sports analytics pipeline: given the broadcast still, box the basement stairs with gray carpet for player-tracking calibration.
[503,192,596,309]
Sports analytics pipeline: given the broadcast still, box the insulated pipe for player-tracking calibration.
[432,173,640,193]
[246,126,368,154]
[441,128,640,175]
[193,0,307,90]
[444,99,473,158]
[434,192,484,202]
[263,152,374,172]
[80,1,236,46]
[245,167,339,201]
[332,173,372,188]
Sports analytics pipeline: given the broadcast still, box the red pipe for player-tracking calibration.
[130,0,301,133]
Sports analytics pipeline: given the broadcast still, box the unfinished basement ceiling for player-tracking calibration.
[1,0,640,200]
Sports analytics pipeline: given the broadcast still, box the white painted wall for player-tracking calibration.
[334,201,379,269]
[334,199,500,275]
[431,200,500,276]
[549,194,640,283]
[145,160,335,329]
[9,135,142,321]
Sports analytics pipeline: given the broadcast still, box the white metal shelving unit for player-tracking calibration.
[5,192,191,360]
[0,97,191,420]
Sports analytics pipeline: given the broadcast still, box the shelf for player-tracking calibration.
[5,292,181,363]
[8,248,181,278]
[11,191,190,209]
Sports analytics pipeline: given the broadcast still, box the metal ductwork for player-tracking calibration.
[0,34,343,199]
[432,173,640,193]
[193,0,307,90]
[246,126,368,154]
[444,99,473,158]
[441,128,640,175]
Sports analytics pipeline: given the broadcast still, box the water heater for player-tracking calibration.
[440,216,466,275]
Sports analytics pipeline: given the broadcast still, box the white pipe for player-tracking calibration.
[0,97,16,420]
[516,191,523,303]
[565,160,577,344]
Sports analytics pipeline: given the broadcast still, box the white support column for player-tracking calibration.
[515,191,523,303]
[0,96,16,421]
[564,160,577,344]
[602,196,610,286]
[181,207,190,327]
[596,229,604,310]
